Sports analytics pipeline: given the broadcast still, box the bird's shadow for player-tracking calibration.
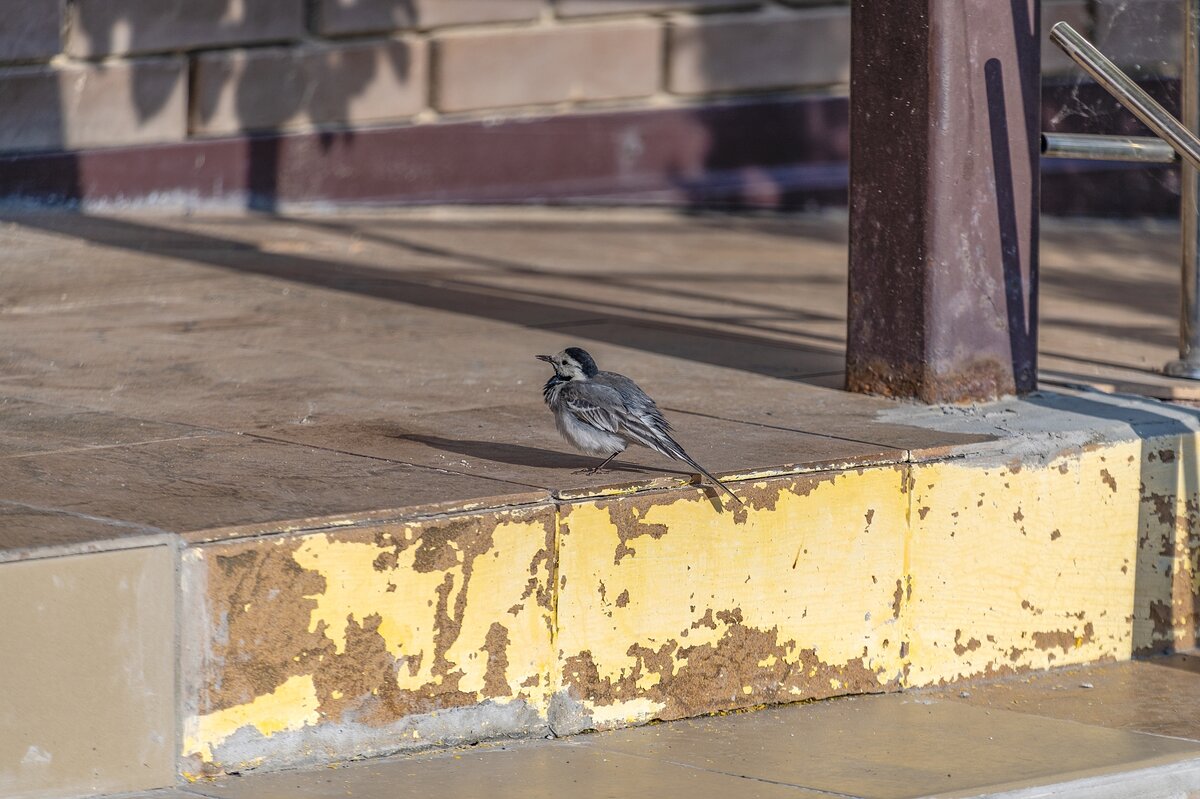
[395,433,690,476]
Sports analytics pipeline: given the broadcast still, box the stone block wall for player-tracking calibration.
[0,0,1109,157]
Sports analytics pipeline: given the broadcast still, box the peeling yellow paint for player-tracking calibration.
[636,671,662,692]
[184,674,320,763]
[588,697,667,727]
[557,468,908,719]
[290,516,553,701]
[905,444,1143,684]
[294,531,444,662]
[181,430,1200,773]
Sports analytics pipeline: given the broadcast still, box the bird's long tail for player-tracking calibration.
[684,456,744,505]
[622,417,743,505]
[658,435,743,506]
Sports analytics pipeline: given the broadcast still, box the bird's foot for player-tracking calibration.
[573,453,621,475]
[573,466,611,475]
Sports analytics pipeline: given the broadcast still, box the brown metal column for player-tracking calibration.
[846,0,1040,403]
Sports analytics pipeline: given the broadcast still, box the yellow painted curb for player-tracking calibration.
[179,434,1199,774]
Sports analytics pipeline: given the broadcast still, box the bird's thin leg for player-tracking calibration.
[574,452,620,475]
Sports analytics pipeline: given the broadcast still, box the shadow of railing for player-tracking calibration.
[5,213,844,383]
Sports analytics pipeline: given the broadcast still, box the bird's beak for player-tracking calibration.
[535,355,553,363]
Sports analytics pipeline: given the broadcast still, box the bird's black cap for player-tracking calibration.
[564,347,599,377]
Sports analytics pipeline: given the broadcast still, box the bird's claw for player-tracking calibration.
[573,466,610,475]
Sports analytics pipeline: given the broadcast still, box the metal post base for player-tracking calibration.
[1165,359,1200,379]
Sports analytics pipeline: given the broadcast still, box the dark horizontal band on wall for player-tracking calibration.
[0,84,1182,216]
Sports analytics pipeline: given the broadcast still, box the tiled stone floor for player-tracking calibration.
[0,208,1190,555]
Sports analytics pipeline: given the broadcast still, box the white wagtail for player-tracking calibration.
[537,347,742,504]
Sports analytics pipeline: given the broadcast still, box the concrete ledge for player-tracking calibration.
[0,545,176,798]
[173,391,1200,775]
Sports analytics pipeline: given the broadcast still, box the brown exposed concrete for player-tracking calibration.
[558,621,874,722]
[197,538,330,714]
[180,503,558,774]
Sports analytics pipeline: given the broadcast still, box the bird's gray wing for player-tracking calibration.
[593,371,674,433]
[560,380,625,434]
[590,373,742,505]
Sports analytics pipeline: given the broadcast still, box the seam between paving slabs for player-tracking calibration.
[0,434,211,461]
[0,499,176,538]
[663,405,909,452]
[899,459,916,685]
[237,430,555,492]
[172,534,186,797]
[574,736,866,799]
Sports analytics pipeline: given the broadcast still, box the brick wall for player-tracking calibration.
[0,0,1115,157]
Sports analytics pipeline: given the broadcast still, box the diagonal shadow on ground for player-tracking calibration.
[396,434,686,475]
[7,214,844,382]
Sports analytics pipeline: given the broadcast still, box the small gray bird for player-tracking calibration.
[537,347,741,504]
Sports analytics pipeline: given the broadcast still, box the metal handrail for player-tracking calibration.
[1041,133,1177,163]
[1047,17,1200,378]
[1049,22,1200,170]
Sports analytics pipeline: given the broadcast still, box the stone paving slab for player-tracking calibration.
[922,651,1200,741]
[254,401,908,497]
[0,397,204,457]
[1,434,545,548]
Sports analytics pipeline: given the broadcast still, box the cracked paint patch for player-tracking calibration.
[906,441,1149,685]
[183,674,320,763]
[555,467,908,727]
[181,505,556,773]
[1134,435,1200,654]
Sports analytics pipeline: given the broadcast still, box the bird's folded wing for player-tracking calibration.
[594,372,674,433]
[562,381,625,434]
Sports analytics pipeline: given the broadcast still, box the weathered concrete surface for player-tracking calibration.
[179,505,556,774]
[923,651,1200,740]
[160,680,1200,799]
[555,467,907,730]
[1,210,1199,788]
[177,409,1200,774]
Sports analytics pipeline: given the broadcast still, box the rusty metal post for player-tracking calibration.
[846,0,1041,403]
